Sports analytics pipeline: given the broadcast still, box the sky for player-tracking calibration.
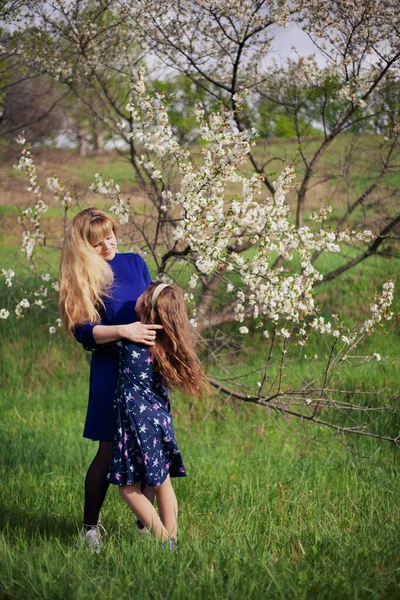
[268,22,327,67]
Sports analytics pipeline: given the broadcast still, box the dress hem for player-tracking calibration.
[108,472,187,487]
[83,433,113,443]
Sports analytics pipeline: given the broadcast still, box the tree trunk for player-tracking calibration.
[77,128,88,157]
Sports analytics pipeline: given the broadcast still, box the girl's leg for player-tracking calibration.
[141,483,156,505]
[119,483,169,542]
[136,483,156,532]
[154,476,178,540]
[83,440,112,526]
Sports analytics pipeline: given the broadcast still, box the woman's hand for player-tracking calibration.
[120,322,163,346]
[92,322,163,346]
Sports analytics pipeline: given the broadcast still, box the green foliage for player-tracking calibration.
[372,83,400,133]
[255,97,320,139]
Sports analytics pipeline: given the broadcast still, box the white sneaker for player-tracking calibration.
[79,524,104,553]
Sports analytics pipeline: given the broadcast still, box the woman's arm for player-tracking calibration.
[92,321,163,346]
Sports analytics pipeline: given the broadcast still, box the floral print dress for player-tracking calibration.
[107,341,187,487]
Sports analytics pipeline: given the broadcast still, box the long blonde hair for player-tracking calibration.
[136,282,209,397]
[59,208,118,333]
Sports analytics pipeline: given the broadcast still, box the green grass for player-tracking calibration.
[1,266,399,599]
[3,417,399,599]
[0,144,399,598]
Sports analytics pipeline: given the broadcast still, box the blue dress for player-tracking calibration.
[74,253,152,442]
[107,341,187,487]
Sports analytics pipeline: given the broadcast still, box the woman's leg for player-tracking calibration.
[119,483,169,542]
[154,476,178,540]
[83,440,112,526]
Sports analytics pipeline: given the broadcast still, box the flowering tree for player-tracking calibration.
[1,0,398,445]
[2,0,398,269]
[2,81,397,445]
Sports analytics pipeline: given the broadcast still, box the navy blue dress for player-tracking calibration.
[107,341,187,487]
[74,253,152,442]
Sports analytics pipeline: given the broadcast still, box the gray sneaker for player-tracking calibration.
[162,537,178,552]
[136,519,150,535]
[79,524,104,553]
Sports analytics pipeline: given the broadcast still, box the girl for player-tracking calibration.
[106,282,209,547]
[59,208,162,551]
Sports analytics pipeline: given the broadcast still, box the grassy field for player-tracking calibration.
[0,307,399,600]
[1,133,399,210]
[1,146,399,599]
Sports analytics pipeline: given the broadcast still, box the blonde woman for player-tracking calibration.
[59,208,162,551]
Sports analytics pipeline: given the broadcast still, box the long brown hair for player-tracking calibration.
[136,282,209,398]
[59,208,118,333]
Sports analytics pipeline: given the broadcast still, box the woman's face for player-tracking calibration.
[91,230,117,261]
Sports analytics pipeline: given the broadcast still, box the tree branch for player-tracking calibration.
[317,214,400,284]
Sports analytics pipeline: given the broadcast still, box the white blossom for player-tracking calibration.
[47,177,72,208]
[279,328,291,339]
[188,274,199,289]
[2,269,15,287]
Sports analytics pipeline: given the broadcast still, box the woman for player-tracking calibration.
[59,207,162,552]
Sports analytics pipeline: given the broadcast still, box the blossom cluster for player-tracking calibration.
[126,70,189,166]
[3,273,60,321]
[126,75,385,337]
[360,281,394,334]
[2,269,15,287]
[47,176,73,208]
[88,174,130,224]
[308,280,394,352]
[14,134,47,259]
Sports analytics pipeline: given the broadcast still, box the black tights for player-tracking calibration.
[83,441,112,527]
